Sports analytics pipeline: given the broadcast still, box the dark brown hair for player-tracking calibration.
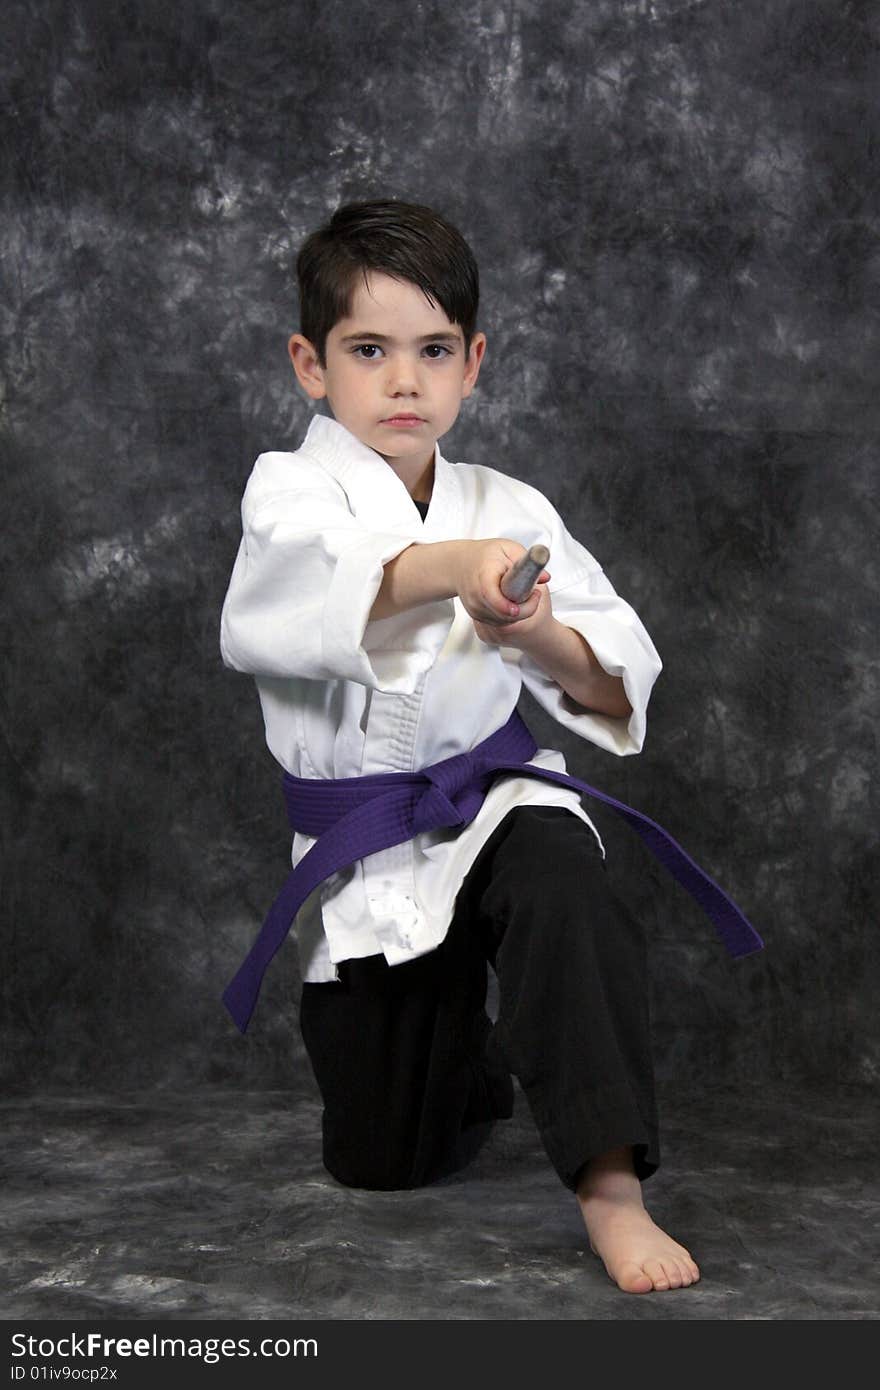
[296,199,480,364]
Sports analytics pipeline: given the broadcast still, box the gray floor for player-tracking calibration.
[2,1079,877,1321]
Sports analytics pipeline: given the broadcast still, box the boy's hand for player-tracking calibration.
[472,576,553,649]
[453,539,550,627]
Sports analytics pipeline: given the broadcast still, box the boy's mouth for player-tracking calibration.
[381,414,426,428]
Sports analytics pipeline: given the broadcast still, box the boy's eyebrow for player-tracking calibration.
[338,331,462,346]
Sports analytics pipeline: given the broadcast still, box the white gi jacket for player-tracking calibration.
[220,415,662,983]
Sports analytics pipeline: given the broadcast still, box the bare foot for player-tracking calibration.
[576,1147,700,1294]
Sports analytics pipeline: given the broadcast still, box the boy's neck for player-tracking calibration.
[379,450,435,505]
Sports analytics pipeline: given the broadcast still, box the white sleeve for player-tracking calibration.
[517,501,662,756]
[219,457,454,691]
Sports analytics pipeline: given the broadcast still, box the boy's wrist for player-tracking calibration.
[418,539,472,605]
[447,538,477,602]
[372,539,470,620]
[518,619,632,718]
[501,610,562,658]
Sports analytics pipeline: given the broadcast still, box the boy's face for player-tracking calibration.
[289,272,485,484]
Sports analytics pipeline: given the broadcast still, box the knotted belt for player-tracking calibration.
[223,708,763,1032]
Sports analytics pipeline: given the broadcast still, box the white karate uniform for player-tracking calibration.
[220,415,662,983]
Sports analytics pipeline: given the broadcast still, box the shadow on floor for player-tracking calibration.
[1,1079,877,1321]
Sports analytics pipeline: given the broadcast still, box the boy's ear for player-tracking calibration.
[461,331,487,399]
[288,334,327,399]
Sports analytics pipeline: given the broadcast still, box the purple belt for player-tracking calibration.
[223,709,763,1032]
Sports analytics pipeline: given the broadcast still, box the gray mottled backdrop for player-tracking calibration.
[2,0,877,1099]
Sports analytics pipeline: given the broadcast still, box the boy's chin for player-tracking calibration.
[371,427,437,453]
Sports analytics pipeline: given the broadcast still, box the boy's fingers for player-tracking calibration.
[469,594,513,625]
[482,580,519,620]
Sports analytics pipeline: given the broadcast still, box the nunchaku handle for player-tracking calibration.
[499,544,551,603]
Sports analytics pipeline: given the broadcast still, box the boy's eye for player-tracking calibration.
[423,344,451,359]
[352,344,383,359]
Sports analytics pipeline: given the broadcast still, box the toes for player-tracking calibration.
[664,1260,685,1289]
[675,1249,700,1284]
[617,1262,654,1294]
[642,1257,698,1291]
[643,1258,670,1290]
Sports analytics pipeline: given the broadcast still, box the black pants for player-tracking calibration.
[299,807,659,1193]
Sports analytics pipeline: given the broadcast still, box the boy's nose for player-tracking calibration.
[386,355,421,395]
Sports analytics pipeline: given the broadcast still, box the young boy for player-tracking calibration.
[220,199,701,1294]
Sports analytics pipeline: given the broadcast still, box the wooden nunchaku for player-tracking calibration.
[499,544,550,603]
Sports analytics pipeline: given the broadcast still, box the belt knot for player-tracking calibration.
[412,749,484,835]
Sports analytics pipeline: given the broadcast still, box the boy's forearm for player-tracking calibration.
[370,540,469,620]
[521,619,632,719]
[373,543,631,719]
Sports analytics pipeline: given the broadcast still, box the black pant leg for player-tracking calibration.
[299,804,659,1195]
[299,904,511,1191]
[459,806,660,1191]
